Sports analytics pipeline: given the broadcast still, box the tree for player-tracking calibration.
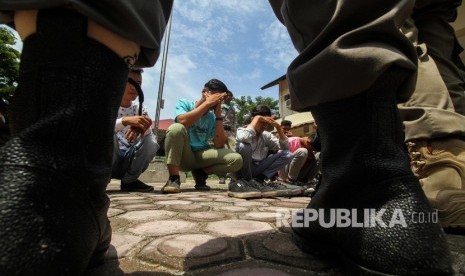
[233,95,279,126]
[0,26,20,102]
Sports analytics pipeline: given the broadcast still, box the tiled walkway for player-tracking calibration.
[89,180,465,275]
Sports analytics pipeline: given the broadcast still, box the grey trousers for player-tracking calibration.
[236,142,293,180]
[281,148,319,182]
[270,0,465,141]
[112,133,159,182]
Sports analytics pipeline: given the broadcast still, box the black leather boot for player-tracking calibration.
[292,67,453,275]
[0,9,128,275]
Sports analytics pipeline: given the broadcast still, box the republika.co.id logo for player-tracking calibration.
[276,208,438,228]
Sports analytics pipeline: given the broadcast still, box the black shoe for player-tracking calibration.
[192,168,208,187]
[284,178,308,187]
[267,180,303,197]
[121,179,154,192]
[248,178,278,198]
[161,178,181,194]
[228,179,261,199]
[195,184,211,191]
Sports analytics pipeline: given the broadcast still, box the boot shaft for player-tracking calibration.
[7,9,129,178]
[296,66,453,274]
[311,67,412,185]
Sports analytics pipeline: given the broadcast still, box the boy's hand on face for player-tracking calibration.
[204,92,226,109]
[261,116,280,129]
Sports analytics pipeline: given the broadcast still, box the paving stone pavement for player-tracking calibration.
[87,179,465,275]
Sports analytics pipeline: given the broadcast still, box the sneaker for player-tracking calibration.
[219,177,226,184]
[228,179,261,199]
[248,178,278,198]
[195,184,211,191]
[192,168,208,186]
[161,178,181,194]
[407,138,465,229]
[283,178,309,187]
[121,179,154,192]
[267,180,303,197]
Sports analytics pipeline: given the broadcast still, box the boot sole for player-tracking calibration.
[272,189,303,197]
[291,229,394,275]
[121,187,154,193]
[227,191,262,199]
[260,190,279,198]
[161,187,181,194]
[290,227,449,276]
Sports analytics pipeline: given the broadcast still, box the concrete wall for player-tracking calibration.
[278,79,297,118]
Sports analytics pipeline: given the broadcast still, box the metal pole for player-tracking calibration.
[153,7,173,138]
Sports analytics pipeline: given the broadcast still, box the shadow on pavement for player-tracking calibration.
[87,229,465,275]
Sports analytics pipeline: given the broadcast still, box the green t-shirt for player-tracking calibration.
[174,99,216,151]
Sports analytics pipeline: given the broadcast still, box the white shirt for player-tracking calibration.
[115,102,152,151]
[236,126,289,161]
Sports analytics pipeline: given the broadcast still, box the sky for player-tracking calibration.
[9,1,298,121]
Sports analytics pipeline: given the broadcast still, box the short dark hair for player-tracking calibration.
[204,79,230,93]
[251,105,272,117]
[281,120,292,127]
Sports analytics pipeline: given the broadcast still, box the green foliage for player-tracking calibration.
[233,95,279,126]
[0,26,20,102]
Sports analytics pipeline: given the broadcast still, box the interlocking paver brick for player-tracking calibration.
[121,204,161,211]
[166,204,210,212]
[217,206,249,212]
[110,196,148,201]
[187,211,227,221]
[110,199,152,205]
[107,208,125,218]
[246,232,340,272]
[155,200,193,205]
[127,220,198,236]
[214,197,246,203]
[147,195,180,200]
[272,201,309,209]
[240,212,278,222]
[206,219,274,237]
[233,201,269,207]
[138,234,243,270]
[118,210,177,221]
[184,197,214,202]
[107,233,144,258]
[257,206,300,213]
[195,260,327,276]
[99,179,465,275]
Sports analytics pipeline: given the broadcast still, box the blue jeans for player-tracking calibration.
[235,142,293,180]
[112,133,159,182]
